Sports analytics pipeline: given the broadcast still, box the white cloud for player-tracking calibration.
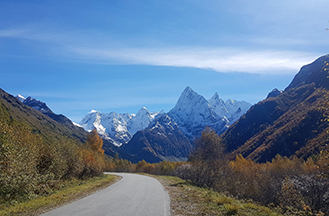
[70,46,320,75]
[0,26,322,75]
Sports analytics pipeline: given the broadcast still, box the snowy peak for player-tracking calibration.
[135,107,151,119]
[16,95,53,114]
[170,87,212,121]
[208,93,228,117]
[174,86,211,114]
[80,110,102,132]
[168,87,220,138]
[128,107,157,135]
[209,92,225,105]
[16,94,26,103]
[79,110,131,146]
[79,107,160,147]
[90,109,100,114]
[208,92,251,122]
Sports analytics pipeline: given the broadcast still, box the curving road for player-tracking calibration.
[41,173,171,216]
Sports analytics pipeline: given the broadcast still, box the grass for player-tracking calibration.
[0,174,120,216]
[153,175,283,216]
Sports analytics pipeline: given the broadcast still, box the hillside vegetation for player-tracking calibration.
[0,90,108,205]
[108,129,329,215]
[220,55,329,162]
[222,85,329,162]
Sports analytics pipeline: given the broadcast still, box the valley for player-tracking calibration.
[1,54,329,215]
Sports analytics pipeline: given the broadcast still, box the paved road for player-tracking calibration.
[41,173,171,216]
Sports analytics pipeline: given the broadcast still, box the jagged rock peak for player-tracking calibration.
[266,88,283,99]
[209,92,225,104]
[17,95,53,114]
[136,107,150,115]
[174,86,209,111]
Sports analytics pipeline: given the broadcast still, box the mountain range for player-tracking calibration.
[79,87,251,146]
[77,87,251,162]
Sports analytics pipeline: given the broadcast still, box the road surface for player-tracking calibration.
[41,173,171,216]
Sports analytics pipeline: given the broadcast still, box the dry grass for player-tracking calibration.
[154,175,283,216]
[0,174,120,216]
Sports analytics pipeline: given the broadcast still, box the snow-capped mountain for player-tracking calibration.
[167,87,225,139]
[208,92,251,124]
[79,107,160,146]
[128,107,160,135]
[79,86,251,148]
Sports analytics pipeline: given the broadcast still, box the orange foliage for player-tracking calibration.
[87,128,104,155]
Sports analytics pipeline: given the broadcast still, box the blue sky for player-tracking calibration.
[1,0,329,122]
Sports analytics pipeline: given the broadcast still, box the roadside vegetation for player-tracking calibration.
[0,112,111,214]
[154,175,282,216]
[0,174,119,216]
[105,128,329,215]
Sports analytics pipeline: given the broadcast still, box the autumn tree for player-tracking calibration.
[87,128,104,155]
[186,127,227,188]
[189,127,225,162]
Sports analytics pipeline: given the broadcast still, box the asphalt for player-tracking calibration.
[41,173,171,216]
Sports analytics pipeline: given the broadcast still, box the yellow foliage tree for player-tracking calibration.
[87,128,104,155]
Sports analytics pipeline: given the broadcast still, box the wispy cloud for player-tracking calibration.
[0,26,321,75]
[70,46,319,75]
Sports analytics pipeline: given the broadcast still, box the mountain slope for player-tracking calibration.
[17,95,83,134]
[220,54,329,162]
[1,89,88,144]
[122,113,192,163]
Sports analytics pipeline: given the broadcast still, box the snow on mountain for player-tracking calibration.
[16,94,26,103]
[79,86,252,147]
[122,113,192,163]
[79,107,159,147]
[16,95,53,114]
[167,87,251,140]
[73,122,83,128]
[208,93,229,118]
[167,87,228,140]
[209,93,252,124]
[128,107,155,135]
